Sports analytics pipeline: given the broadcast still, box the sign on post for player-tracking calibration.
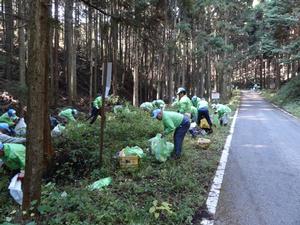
[102,62,112,97]
[211,92,220,100]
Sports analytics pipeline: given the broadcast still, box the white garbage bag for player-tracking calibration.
[8,174,23,205]
[51,124,65,137]
[15,118,27,136]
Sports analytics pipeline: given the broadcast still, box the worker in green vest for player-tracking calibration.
[212,104,232,126]
[196,97,213,133]
[174,87,192,118]
[0,142,26,178]
[191,96,201,109]
[152,109,190,159]
[87,94,102,124]
[58,108,78,123]
[0,109,18,127]
[140,102,154,113]
[152,99,165,109]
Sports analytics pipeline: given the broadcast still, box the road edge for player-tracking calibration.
[259,92,299,120]
[270,103,299,120]
[201,108,239,225]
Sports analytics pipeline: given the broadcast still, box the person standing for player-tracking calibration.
[174,87,192,118]
[87,95,102,124]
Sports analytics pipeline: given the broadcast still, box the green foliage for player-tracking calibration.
[262,77,300,118]
[149,200,175,219]
[273,76,300,105]
[177,22,192,40]
[52,109,162,183]
[247,0,300,60]
[0,171,17,223]
[1,94,240,224]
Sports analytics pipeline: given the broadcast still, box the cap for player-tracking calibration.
[192,96,197,101]
[7,109,16,117]
[152,109,162,118]
[72,109,78,115]
[176,87,186,95]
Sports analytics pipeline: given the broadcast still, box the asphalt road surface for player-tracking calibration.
[214,91,300,225]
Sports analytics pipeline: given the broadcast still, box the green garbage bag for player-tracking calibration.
[123,146,145,158]
[149,134,174,162]
[212,113,220,127]
[88,177,112,190]
[113,105,130,114]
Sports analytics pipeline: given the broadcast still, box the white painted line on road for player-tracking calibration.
[271,103,299,120]
[201,108,239,225]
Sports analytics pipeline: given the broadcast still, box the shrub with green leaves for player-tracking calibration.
[51,109,162,183]
[262,77,300,118]
[1,97,240,224]
[273,76,300,105]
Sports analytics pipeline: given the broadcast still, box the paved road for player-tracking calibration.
[214,91,300,225]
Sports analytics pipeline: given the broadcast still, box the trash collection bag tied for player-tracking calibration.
[148,134,174,162]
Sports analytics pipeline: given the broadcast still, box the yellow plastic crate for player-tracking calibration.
[198,138,211,149]
[119,156,139,169]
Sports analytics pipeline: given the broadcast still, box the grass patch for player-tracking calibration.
[0,93,240,225]
[261,76,300,118]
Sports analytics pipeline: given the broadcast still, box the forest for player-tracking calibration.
[1,0,299,105]
[0,0,299,224]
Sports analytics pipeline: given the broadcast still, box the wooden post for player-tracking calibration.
[100,61,107,167]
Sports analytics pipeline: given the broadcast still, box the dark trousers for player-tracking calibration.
[174,116,190,156]
[87,106,100,124]
[50,116,59,130]
[197,108,212,127]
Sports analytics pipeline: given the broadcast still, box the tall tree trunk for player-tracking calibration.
[111,0,118,95]
[65,0,75,104]
[88,7,94,100]
[18,0,26,85]
[23,0,51,212]
[263,60,266,88]
[267,58,271,89]
[4,0,13,79]
[275,56,281,89]
[53,0,59,106]
[259,56,263,88]
[49,4,54,104]
[94,14,100,96]
[133,33,139,106]
[205,49,212,100]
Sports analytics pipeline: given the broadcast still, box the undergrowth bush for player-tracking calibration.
[1,98,239,225]
[273,76,300,105]
[51,108,162,183]
[262,77,300,118]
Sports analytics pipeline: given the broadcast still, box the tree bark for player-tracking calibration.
[111,0,119,95]
[18,0,26,85]
[4,0,14,79]
[23,0,51,213]
[53,0,59,106]
[133,35,139,106]
[65,0,75,104]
